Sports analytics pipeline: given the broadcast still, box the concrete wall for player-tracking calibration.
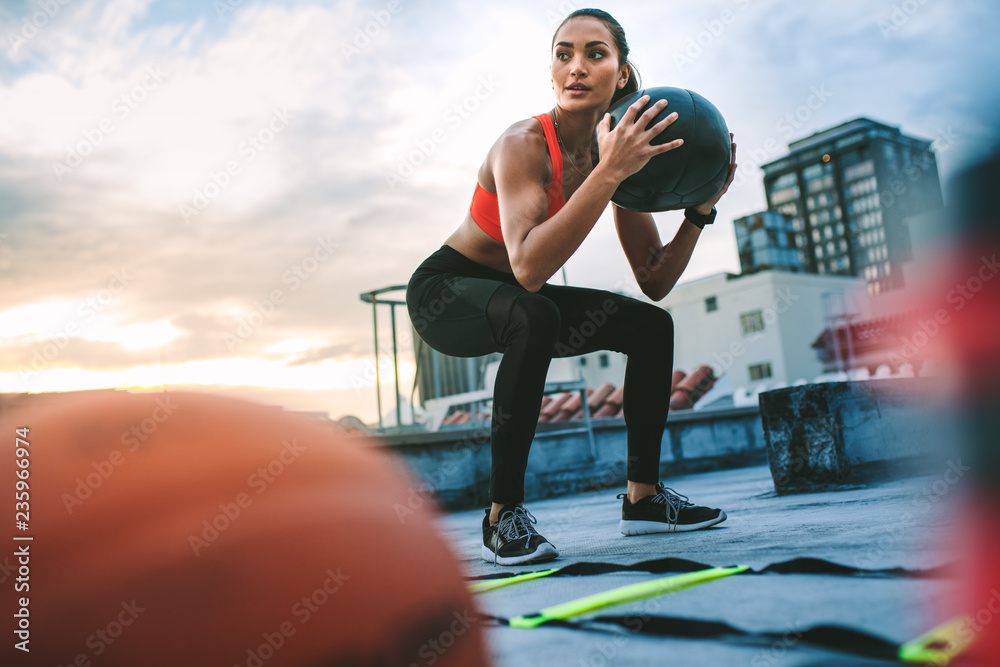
[376,406,765,511]
[759,378,960,493]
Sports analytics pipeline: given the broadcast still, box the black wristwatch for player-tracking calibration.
[684,206,717,229]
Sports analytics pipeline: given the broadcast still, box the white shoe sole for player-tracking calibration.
[619,511,727,536]
[481,542,559,566]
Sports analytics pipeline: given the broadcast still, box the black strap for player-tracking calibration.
[467,556,953,581]
[583,616,901,661]
[473,612,902,662]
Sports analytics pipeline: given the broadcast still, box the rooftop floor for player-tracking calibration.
[438,464,961,666]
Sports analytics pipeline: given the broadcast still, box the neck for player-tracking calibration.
[550,106,603,155]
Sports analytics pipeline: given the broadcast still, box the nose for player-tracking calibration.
[569,54,588,78]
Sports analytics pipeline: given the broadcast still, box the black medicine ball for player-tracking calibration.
[593,87,731,212]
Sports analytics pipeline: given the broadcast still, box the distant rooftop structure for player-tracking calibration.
[786,116,904,152]
[733,210,803,275]
[755,117,944,295]
[659,270,868,390]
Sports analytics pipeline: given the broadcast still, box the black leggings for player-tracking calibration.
[406,245,674,505]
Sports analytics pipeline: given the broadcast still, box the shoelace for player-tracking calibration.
[649,484,694,528]
[618,484,694,529]
[493,506,541,564]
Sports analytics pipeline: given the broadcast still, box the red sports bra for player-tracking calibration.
[469,113,566,243]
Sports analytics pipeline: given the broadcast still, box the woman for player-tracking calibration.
[406,8,737,565]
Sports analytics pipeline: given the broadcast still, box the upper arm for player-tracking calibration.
[492,129,550,258]
[613,204,663,284]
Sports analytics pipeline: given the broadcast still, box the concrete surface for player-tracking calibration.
[436,464,964,666]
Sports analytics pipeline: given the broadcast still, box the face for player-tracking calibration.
[550,17,629,111]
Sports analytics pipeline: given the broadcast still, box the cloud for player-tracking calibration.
[0,0,995,420]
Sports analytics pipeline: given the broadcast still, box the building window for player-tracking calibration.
[598,354,610,368]
[843,160,874,182]
[705,296,718,313]
[773,172,797,189]
[749,362,773,380]
[740,310,765,335]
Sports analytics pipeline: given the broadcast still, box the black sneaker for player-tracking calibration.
[618,483,727,535]
[481,505,559,565]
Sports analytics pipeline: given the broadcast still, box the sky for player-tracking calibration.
[1,0,998,424]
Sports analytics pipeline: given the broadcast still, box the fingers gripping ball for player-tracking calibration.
[593,87,731,212]
[0,390,490,667]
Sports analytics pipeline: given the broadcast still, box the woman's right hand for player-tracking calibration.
[595,95,683,182]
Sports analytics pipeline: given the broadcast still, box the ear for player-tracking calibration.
[618,62,631,89]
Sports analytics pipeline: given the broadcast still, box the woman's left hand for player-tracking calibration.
[692,133,737,215]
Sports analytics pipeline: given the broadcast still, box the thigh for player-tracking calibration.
[407,272,512,358]
[538,283,664,357]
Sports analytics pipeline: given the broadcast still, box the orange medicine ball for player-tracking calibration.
[1,390,490,667]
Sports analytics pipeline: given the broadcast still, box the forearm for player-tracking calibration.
[511,163,621,291]
[642,219,702,301]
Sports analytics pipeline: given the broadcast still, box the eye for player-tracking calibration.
[589,50,606,59]
[556,51,570,61]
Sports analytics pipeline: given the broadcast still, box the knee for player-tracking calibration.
[624,304,674,353]
[509,292,561,343]
[646,306,674,342]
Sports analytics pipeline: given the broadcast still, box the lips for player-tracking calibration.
[566,84,590,93]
